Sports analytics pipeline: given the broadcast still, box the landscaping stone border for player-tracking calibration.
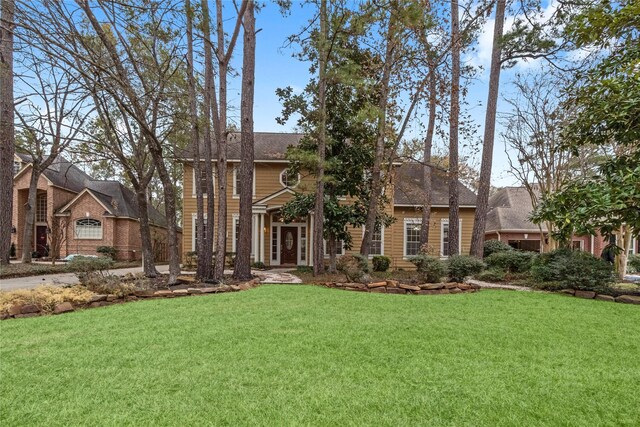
[0,278,262,320]
[559,289,640,305]
[316,280,480,295]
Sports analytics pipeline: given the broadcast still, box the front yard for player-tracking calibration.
[1,285,639,426]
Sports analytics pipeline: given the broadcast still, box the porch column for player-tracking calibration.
[259,213,265,263]
[309,214,314,266]
[252,214,258,261]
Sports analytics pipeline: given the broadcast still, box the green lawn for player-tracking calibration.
[1,286,639,426]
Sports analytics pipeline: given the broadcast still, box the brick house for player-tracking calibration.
[484,186,639,256]
[11,154,179,261]
[180,132,477,269]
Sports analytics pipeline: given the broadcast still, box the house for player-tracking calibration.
[484,186,640,255]
[180,132,477,269]
[11,154,179,261]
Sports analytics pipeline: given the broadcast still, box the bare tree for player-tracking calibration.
[420,59,437,246]
[233,0,255,280]
[47,216,67,265]
[14,47,92,263]
[0,0,15,266]
[469,0,506,258]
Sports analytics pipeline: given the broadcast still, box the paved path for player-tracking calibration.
[466,279,532,292]
[0,266,302,291]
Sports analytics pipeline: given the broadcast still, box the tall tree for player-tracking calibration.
[420,59,437,246]
[447,0,461,256]
[233,0,255,280]
[469,0,505,258]
[0,0,15,266]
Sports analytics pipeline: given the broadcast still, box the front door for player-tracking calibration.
[35,225,48,258]
[280,227,297,265]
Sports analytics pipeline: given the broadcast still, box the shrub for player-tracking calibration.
[409,254,447,283]
[475,269,506,282]
[371,256,391,272]
[96,246,117,260]
[531,248,614,292]
[296,265,313,274]
[483,239,513,258]
[628,254,640,273]
[67,256,115,288]
[447,255,485,282]
[252,261,267,270]
[485,251,535,273]
[337,254,370,282]
[0,285,95,314]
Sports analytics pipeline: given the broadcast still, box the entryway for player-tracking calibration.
[280,227,297,265]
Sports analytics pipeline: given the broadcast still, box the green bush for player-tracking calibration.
[251,261,267,270]
[628,254,640,273]
[409,254,447,283]
[475,269,506,282]
[447,255,485,282]
[483,240,513,258]
[296,265,313,274]
[485,251,535,273]
[371,256,391,272]
[531,248,614,292]
[337,254,370,282]
[96,246,117,260]
[67,256,116,289]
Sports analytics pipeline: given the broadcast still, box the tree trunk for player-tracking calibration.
[615,225,631,281]
[448,0,461,256]
[469,0,506,258]
[312,0,328,275]
[21,166,40,263]
[361,9,396,257]
[136,186,158,277]
[200,0,216,282]
[328,233,337,274]
[420,60,437,247]
[233,0,255,280]
[0,0,15,266]
[185,0,206,280]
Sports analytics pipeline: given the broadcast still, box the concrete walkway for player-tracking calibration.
[0,265,302,291]
[466,278,532,292]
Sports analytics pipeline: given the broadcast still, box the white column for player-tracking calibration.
[309,214,314,266]
[252,214,258,261]
[259,213,265,263]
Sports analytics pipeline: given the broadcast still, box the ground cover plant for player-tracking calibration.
[1,285,639,426]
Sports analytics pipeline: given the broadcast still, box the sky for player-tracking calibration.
[216,0,563,188]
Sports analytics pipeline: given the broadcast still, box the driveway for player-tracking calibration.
[0,266,301,291]
[0,265,170,291]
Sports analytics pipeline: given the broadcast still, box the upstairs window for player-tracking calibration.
[192,167,212,196]
[36,194,47,223]
[280,169,299,188]
[13,161,22,176]
[75,218,102,239]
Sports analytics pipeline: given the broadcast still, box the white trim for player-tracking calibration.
[191,213,209,251]
[232,166,256,198]
[191,167,214,198]
[270,214,307,266]
[403,218,422,258]
[254,187,296,205]
[74,218,103,240]
[571,239,585,251]
[323,238,345,258]
[182,158,292,164]
[279,168,300,188]
[394,204,476,208]
[362,224,384,257]
[440,218,463,257]
[58,188,113,215]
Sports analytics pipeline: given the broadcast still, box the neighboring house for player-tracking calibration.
[484,186,640,256]
[11,154,179,261]
[180,132,477,269]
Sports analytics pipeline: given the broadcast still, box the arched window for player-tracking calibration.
[75,218,102,239]
[280,169,300,188]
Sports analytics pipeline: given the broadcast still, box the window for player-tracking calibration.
[629,237,637,256]
[192,167,212,196]
[232,166,256,197]
[279,169,299,188]
[441,219,463,257]
[271,227,278,261]
[75,218,102,239]
[300,226,306,262]
[404,220,421,257]
[191,216,208,251]
[571,240,584,251]
[36,194,47,223]
[13,161,22,176]
[364,225,384,256]
[232,216,254,256]
[323,238,344,256]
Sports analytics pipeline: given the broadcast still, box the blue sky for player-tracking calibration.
[218,1,562,188]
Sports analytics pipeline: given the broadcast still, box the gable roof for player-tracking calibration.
[179,132,305,161]
[393,162,477,207]
[15,153,93,193]
[485,186,546,232]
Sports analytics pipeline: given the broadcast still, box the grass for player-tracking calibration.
[1,285,639,426]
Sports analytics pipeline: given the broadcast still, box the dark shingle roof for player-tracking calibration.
[16,153,93,193]
[179,132,305,161]
[486,186,545,232]
[393,162,477,206]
